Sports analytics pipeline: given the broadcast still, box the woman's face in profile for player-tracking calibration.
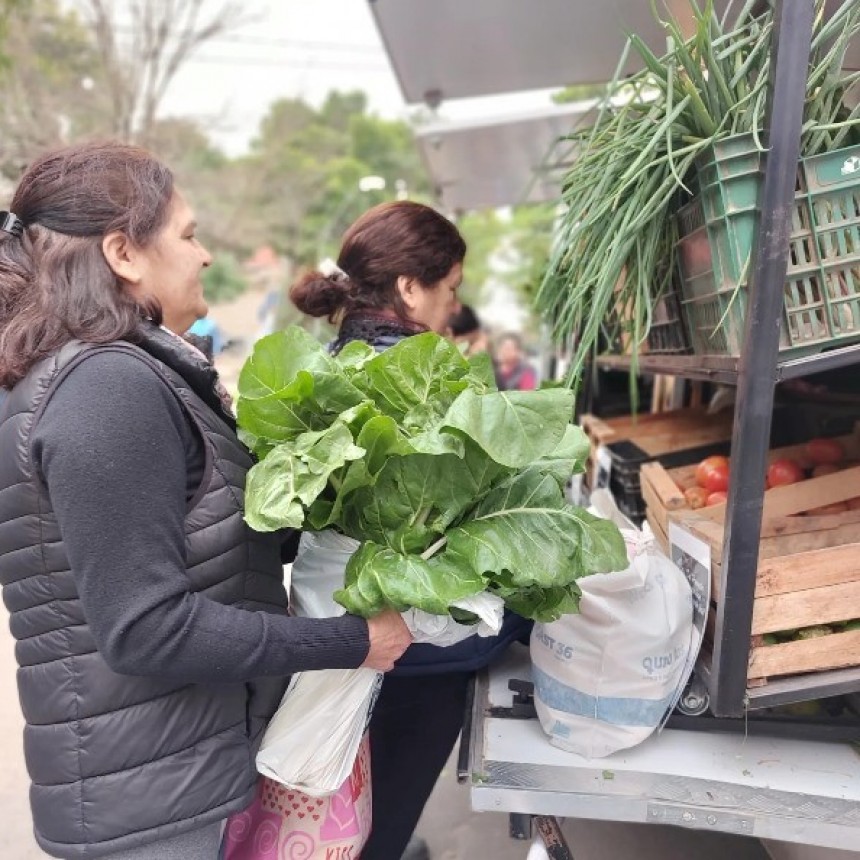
[403,262,463,334]
[133,192,213,334]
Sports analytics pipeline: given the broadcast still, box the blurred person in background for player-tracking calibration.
[447,302,490,357]
[0,141,410,860]
[187,314,224,359]
[495,331,537,391]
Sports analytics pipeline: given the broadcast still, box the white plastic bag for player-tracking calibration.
[256,530,503,795]
[530,489,695,758]
[290,530,504,644]
[255,666,381,796]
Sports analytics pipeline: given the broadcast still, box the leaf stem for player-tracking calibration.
[421,536,448,560]
[413,505,432,529]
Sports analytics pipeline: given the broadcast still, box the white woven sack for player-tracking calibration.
[531,492,694,758]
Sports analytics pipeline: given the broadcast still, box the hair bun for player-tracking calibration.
[289,269,351,319]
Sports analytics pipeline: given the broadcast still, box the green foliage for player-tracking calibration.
[0,0,24,67]
[201,255,249,303]
[456,204,555,308]
[237,327,627,622]
[0,0,111,176]
[0,0,486,303]
[248,90,431,265]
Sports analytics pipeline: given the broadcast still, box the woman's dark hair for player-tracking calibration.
[0,140,174,388]
[449,303,481,337]
[290,200,466,322]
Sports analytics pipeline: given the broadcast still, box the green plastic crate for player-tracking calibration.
[675,133,860,356]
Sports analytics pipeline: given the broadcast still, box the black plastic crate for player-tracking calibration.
[607,438,734,524]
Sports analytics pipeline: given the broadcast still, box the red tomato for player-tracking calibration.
[706,491,728,506]
[696,455,730,488]
[703,463,729,492]
[766,458,805,488]
[805,437,845,466]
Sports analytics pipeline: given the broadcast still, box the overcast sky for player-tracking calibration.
[153,0,558,157]
[158,0,406,155]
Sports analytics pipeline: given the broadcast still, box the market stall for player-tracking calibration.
[370,0,860,856]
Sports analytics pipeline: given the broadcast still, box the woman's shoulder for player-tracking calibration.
[58,343,171,394]
[40,344,186,433]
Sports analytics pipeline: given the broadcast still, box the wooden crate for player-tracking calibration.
[645,439,860,683]
[582,408,734,458]
[581,408,735,491]
[641,428,860,543]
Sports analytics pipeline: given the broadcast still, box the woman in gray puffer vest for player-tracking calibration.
[0,141,411,860]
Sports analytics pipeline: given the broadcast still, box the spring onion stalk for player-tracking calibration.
[537,0,860,391]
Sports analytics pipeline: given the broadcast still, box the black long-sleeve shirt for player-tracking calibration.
[31,351,369,682]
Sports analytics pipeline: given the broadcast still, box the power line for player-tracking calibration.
[182,53,391,71]
[100,22,382,54]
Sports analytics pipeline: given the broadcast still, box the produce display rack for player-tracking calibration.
[598,0,860,717]
[596,342,860,386]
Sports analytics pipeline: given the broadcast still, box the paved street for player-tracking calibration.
[1,604,49,859]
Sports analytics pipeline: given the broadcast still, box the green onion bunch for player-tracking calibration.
[537,0,860,386]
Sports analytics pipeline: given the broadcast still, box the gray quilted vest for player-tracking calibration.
[0,334,288,858]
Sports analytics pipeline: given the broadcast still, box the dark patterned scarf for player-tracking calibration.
[330,312,427,354]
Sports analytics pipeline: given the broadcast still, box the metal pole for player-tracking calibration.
[710,0,815,717]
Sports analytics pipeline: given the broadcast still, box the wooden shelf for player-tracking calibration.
[596,342,860,385]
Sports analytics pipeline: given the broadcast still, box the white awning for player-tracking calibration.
[369,0,730,105]
[369,0,858,106]
[415,101,594,211]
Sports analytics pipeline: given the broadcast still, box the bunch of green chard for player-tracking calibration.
[237,327,627,622]
[537,0,860,386]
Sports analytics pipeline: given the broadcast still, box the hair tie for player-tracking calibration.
[318,257,349,282]
[0,211,24,237]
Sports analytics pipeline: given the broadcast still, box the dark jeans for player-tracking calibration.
[360,671,472,860]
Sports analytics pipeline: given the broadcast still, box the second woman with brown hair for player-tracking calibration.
[291,201,533,860]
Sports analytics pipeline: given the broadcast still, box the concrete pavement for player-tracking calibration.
[1,605,48,859]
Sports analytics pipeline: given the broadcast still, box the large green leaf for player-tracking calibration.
[238,328,333,400]
[442,388,575,468]
[445,469,627,588]
[335,340,376,373]
[355,415,415,475]
[533,424,591,486]
[497,583,582,622]
[238,370,369,447]
[244,421,365,531]
[488,568,582,620]
[353,332,469,421]
[339,452,479,553]
[236,371,319,442]
[335,541,486,616]
[465,351,498,391]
